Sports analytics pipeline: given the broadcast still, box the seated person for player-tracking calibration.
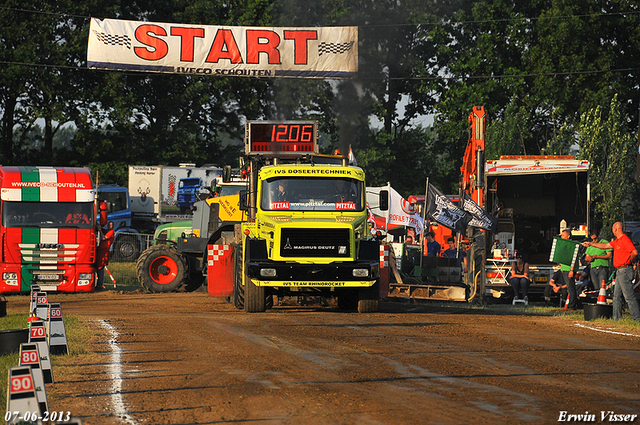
[509,253,530,302]
[272,180,296,202]
[325,180,356,202]
[575,264,591,295]
[442,237,467,272]
[65,204,90,224]
[544,268,568,307]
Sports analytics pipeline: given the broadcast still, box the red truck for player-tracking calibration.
[0,166,100,293]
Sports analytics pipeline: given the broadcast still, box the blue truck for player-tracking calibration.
[177,177,204,213]
[97,185,154,262]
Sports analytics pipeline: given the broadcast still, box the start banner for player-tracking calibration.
[87,18,358,79]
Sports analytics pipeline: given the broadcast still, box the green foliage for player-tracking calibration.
[578,94,636,237]
[1,0,640,209]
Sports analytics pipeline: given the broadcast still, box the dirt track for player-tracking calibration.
[6,291,640,425]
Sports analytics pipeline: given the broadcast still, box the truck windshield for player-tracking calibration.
[2,201,94,228]
[217,185,245,197]
[99,190,127,213]
[261,177,363,212]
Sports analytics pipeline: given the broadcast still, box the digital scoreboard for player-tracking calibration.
[245,121,318,155]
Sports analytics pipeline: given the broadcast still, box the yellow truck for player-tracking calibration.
[136,121,383,312]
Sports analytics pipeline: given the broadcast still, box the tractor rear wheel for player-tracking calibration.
[136,245,188,293]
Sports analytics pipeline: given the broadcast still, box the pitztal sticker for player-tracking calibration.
[269,202,290,210]
[336,202,356,211]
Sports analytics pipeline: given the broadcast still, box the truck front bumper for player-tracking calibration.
[246,260,380,288]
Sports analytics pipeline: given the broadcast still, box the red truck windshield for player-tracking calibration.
[261,177,363,212]
[3,201,94,228]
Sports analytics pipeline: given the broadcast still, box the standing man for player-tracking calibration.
[424,231,441,257]
[443,237,467,273]
[560,229,579,310]
[583,222,640,322]
[584,229,612,291]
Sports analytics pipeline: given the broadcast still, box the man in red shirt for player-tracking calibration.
[583,222,640,322]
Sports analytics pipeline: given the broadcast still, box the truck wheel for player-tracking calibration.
[233,244,244,310]
[136,245,188,293]
[244,269,266,313]
[337,289,358,310]
[113,235,140,262]
[357,279,380,313]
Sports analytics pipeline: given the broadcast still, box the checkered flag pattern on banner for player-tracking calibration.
[318,41,355,56]
[93,30,132,49]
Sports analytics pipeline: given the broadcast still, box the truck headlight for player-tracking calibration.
[352,269,369,277]
[3,272,18,285]
[260,268,277,277]
[78,273,93,286]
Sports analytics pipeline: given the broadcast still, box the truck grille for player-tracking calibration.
[19,243,79,264]
[280,228,350,258]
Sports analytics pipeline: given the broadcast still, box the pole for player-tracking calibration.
[385,181,390,236]
[420,178,429,267]
[104,266,116,288]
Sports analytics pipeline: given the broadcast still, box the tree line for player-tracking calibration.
[1,0,639,232]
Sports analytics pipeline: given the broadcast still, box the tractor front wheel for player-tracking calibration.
[136,245,188,293]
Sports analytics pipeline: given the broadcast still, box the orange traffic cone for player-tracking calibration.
[27,311,38,323]
[597,280,607,305]
[564,293,570,310]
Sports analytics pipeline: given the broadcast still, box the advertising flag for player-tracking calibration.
[386,186,424,234]
[425,184,471,234]
[462,191,498,232]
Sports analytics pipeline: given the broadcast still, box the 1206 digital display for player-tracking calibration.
[246,121,318,155]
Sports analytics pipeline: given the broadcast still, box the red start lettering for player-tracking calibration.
[134,24,168,61]
[133,26,318,65]
[283,30,317,64]
[206,29,243,64]
[170,27,205,62]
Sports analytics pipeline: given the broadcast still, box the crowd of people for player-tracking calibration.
[401,221,640,322]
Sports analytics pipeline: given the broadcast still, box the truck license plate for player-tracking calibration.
[38,274,59,281]
[535,276,547,282]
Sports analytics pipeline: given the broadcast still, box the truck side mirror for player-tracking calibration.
[239,190,248,211]
[99,201,108,226]
[379,190,389,211]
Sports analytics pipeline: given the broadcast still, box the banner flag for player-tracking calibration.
[348,145,357,166]
[366,202,378,235]
[87,18,357,79]
[386,186,424,235]
[549,237,582,268]
[425,184,471,234]
[462,191,498,232]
